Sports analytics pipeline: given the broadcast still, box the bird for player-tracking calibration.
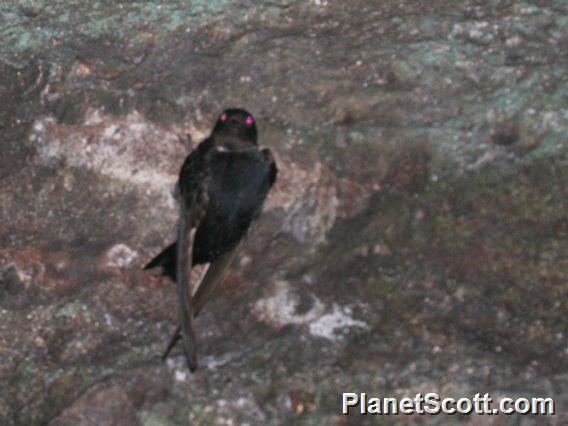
[144,108,277,371]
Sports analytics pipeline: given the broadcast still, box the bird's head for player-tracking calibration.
[212,108,257,145]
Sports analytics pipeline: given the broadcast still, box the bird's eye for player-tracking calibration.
[220,112,228,121]
[245,116,254,126]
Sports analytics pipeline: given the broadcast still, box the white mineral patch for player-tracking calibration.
[84,108,103,125]
[215,396,265,422]
[165,355,190,374]
[103,124,119,138]
[174,370,188,382]
[104,313,114,326]
[251,280,325,329]
[104,243,138,268]
[309,303,368,341]
[201,352,238,370]
[31,109,189,206]
[253,281,368,341]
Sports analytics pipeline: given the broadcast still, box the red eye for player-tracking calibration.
[220,112,228,121]
[245,116,254,126]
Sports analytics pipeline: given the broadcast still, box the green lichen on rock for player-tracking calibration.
[0,0,566,424]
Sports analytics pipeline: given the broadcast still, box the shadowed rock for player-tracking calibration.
[0,0,566,424]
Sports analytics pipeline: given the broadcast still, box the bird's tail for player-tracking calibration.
[144,242,177,281]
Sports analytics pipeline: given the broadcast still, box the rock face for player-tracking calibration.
[0,1,566,424]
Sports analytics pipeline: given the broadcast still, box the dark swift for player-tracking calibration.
[144,108,277,371]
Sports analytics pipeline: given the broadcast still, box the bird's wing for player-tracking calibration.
[161,245,240,360]
[176,137,219,370]
[176,190,209,371]
[261,148,278,188]
[175,196,198,371]
[193,244,240,315]
[178,136,215,197]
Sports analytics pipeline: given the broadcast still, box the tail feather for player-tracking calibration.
[144,242,177,281]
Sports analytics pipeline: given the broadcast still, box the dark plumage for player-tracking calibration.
[144,108,277,370]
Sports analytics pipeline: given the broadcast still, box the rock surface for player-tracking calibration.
[0,0,566,424]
